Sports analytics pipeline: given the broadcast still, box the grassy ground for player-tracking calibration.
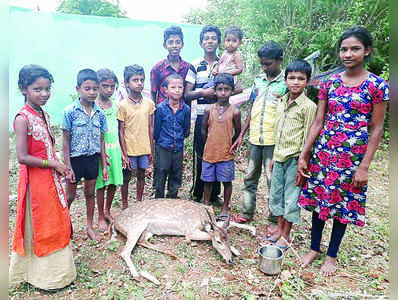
[8,126,389,299]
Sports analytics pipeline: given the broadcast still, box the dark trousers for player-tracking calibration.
[310,211,347,258]
[154,145,183,199]
[192,115,220,201]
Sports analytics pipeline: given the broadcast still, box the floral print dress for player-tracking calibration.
[298,73,389,226]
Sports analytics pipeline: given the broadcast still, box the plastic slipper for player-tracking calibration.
[216,213,229,222]
[231,214,252,224]
[276,245,289,250]
[263,236,277,243]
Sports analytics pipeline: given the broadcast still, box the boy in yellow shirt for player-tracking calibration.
[117,65,155,208]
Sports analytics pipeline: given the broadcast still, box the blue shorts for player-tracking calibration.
[129,155,149,170]
[122,155,150,183]
[201,160,235,182]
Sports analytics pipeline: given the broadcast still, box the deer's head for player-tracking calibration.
[204,208,233,264]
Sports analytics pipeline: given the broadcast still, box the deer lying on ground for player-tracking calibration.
[112,198,256,283]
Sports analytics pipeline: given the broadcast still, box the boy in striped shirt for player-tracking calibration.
[268,59,317,249]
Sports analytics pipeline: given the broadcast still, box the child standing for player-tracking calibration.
[201,73,241,220]
[95,69,123,230]
[230,41,288,239]
[9,65,76,290]
[268,59,317,249]
[150,26,195,104]
[213,26,244,89]
[154,74,191,198]
[297,26,389,276]
[62,69,108,242]
[118,65,155,207]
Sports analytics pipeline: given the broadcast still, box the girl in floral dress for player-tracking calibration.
[296,26,389,276]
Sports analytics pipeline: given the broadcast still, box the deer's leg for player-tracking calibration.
[186,230,212,241]
[137,231,177,259]
[228,221,256,236]
[120,225,147,278]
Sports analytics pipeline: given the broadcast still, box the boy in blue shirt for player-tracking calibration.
[62,69,108,242]
[154,74,190,198]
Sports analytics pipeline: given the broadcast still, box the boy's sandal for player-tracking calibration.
[276,245,289,251]
[263,236,278,244]
[231,214,252,224]
[216,213,229,222]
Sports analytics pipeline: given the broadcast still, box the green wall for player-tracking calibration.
[9,6,203,129]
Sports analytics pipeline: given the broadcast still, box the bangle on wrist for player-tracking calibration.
[42,159,49,168]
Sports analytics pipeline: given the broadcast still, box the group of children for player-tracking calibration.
[10,24,389,290]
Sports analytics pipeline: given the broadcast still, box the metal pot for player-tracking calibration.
[258,245,284,275]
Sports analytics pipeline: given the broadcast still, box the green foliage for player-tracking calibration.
[184,0,390,134]
[184,0,389,79]
[57,0,127,18]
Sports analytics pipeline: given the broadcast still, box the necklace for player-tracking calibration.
[97,99,111,110]
[28,104,44,118]
[128,96,142,105]
[216,103,229,120]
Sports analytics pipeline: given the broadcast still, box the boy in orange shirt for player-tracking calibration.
[201,73,241,220]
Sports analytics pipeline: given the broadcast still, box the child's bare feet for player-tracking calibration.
[104,212,114,223]
[275,236,290,249]
[87,227,102,242]
[301,250,320,267]
[98,218,108,232]
[266,223,278,236]
[267,227,281,243]
[320,255,337,276]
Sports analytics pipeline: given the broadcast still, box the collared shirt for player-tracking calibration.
[273,92,317,162]
[62,99,107,158]
[249,71,288,146]
[117,97,155,156]
[154,99,191,152]
[187,56,219,115]
[150,56,196,104]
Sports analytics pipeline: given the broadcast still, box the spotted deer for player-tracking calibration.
[112,198,256,282]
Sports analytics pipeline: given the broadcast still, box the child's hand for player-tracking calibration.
[122,155,132,170]
[51,160,67,176]
[295,172,307,187]
[297,154,311,179]
[105,153,111,166]
[351,166,368,189]
[201,87,215,99]
[149,153,153,165]
[229,135,243,154]
[269,159,274,174]
[66,168,75,184]
[102,167,109,182]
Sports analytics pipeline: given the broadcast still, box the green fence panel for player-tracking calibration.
[9,6,203,129]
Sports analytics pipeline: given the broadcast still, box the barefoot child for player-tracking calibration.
[154,74,191,198]
[10,65,76,290]
[268,59,317,249]
[62,69,109,242]
[297,26,389,276]
[118,65,155,207]
[213,26,244,90]
[95,69,123,230]
[201,73,241,220]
